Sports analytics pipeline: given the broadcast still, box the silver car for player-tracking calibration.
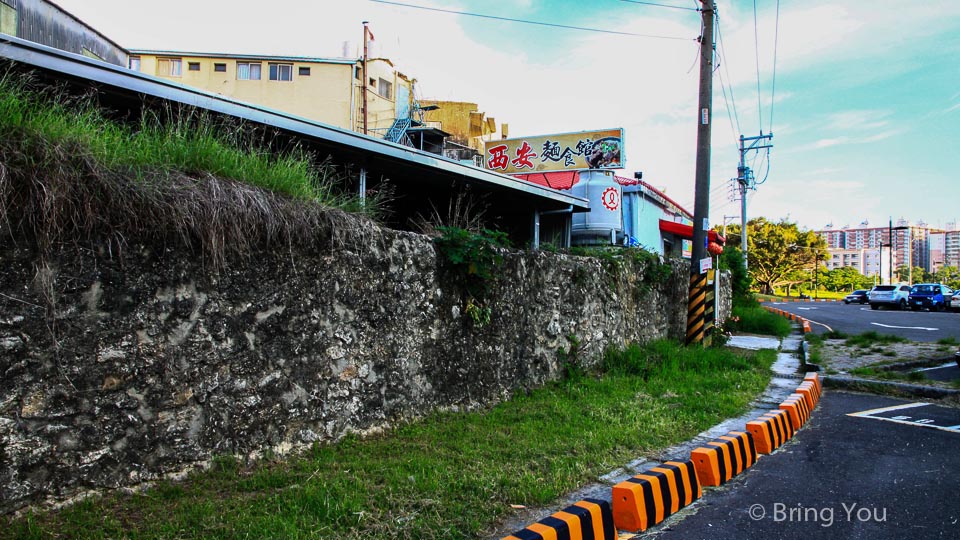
[869,284,912,310]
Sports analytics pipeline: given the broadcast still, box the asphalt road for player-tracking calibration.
[763,300,960,343]
[643,392,960,540]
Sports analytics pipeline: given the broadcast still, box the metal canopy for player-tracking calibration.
[0,36,589,229]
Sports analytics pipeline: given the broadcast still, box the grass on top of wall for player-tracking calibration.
[3,341,776,540]
[0,71,382,267]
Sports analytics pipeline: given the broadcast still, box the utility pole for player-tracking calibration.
[736,133,773,270]
[362,21,370,136]
[686,0,715,345]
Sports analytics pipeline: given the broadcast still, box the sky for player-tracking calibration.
[53,0,960,232]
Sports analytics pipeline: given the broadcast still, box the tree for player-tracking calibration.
[722,218,827,295]
[932,266,960,289]
[719,244,751,302]
[822,266,872,292]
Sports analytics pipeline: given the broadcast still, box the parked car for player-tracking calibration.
[908,283,953,312]
[844,289,870,304]
[868,284,911,310]
[952,289,960,312]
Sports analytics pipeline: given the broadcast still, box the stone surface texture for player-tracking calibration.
[0,228,730,512]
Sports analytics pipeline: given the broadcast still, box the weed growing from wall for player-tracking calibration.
[433,226,509,327]
[567,246,672,296]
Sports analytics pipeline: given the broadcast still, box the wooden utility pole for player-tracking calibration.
[686,0,716,345]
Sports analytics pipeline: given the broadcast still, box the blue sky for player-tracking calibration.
[56,0,960,232]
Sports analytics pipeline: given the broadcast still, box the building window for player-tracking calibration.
[214,63,226,72]
[237,62,261,80]
[157,57,182,77]
[298,66,311,76]
[377,77,393,99]
[269,63,293,81]
[128,56,141,71]
[355,66,361,80]
[188,62,201,71]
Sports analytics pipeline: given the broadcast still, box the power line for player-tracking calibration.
[752,0,764,128]
[715,17,740,153]
[768,0,781,133]
[369,0,696,41]
[619,0,700,11]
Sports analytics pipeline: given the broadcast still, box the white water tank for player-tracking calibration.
[571,170,623,245]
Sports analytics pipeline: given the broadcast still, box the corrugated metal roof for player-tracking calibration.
[128,49,358,65]
[0,35,589,217]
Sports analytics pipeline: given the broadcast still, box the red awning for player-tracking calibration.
[659,219,726,244]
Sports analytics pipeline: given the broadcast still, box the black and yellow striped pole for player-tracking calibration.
[686,273,708,344]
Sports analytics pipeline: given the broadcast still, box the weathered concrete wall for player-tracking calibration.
[0,227,706,512]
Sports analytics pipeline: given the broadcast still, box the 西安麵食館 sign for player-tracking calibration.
[484,128,624,174]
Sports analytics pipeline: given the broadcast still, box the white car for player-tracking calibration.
[952,289,960,312]
[868,284,912,310]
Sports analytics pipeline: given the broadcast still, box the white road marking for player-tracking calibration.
[848,403,960,434]
[870,322,938,331]
[848,402,930,416]
[800,317,833,332]
[798,307,817,310]
[916,362,957,372]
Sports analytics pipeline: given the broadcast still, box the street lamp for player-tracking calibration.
[890,220,910,283]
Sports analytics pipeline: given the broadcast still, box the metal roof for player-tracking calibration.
[128,49,358,65]
[0,35,590,217]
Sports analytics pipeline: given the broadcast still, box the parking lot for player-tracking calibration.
[763,300,960,343]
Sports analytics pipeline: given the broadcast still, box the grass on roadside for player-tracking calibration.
[3,341,776,540]
[728,299,792,338]
[849,366,926,383]
[844,331,908,348]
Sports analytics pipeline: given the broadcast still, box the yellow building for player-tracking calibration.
[128,50,415,138]
[419,100,508,153]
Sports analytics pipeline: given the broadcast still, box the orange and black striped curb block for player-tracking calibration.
[611,460,701,533]
[501,498,616,540]
[690,431,758,487]
[745,409,793,454]
[804,372,823,398]
[779,393,811,429]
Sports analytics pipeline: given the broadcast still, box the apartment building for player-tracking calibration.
[824,247,892,283]
[817,219,940,273]
[128,50,414,138]
[419,100,507,155]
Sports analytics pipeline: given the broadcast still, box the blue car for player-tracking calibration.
[908,283,953,312]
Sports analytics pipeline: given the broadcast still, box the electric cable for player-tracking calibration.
[768,0,780,133]
[619,0,699,11]
[369,0,696,40]
[753,0,764,129]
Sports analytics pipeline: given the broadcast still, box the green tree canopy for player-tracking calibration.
[721,218,827,295]
[822,266,873,292]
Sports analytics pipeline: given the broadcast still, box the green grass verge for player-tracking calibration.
[844,331,907,348]
[849,366,926,382]
[3,341,776,540]
[729,303,792,338]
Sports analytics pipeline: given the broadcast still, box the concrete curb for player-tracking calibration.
[495,332,821,539]
[821,375,960,399]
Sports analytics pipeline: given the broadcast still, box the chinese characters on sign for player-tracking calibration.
[484,129,624,174]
